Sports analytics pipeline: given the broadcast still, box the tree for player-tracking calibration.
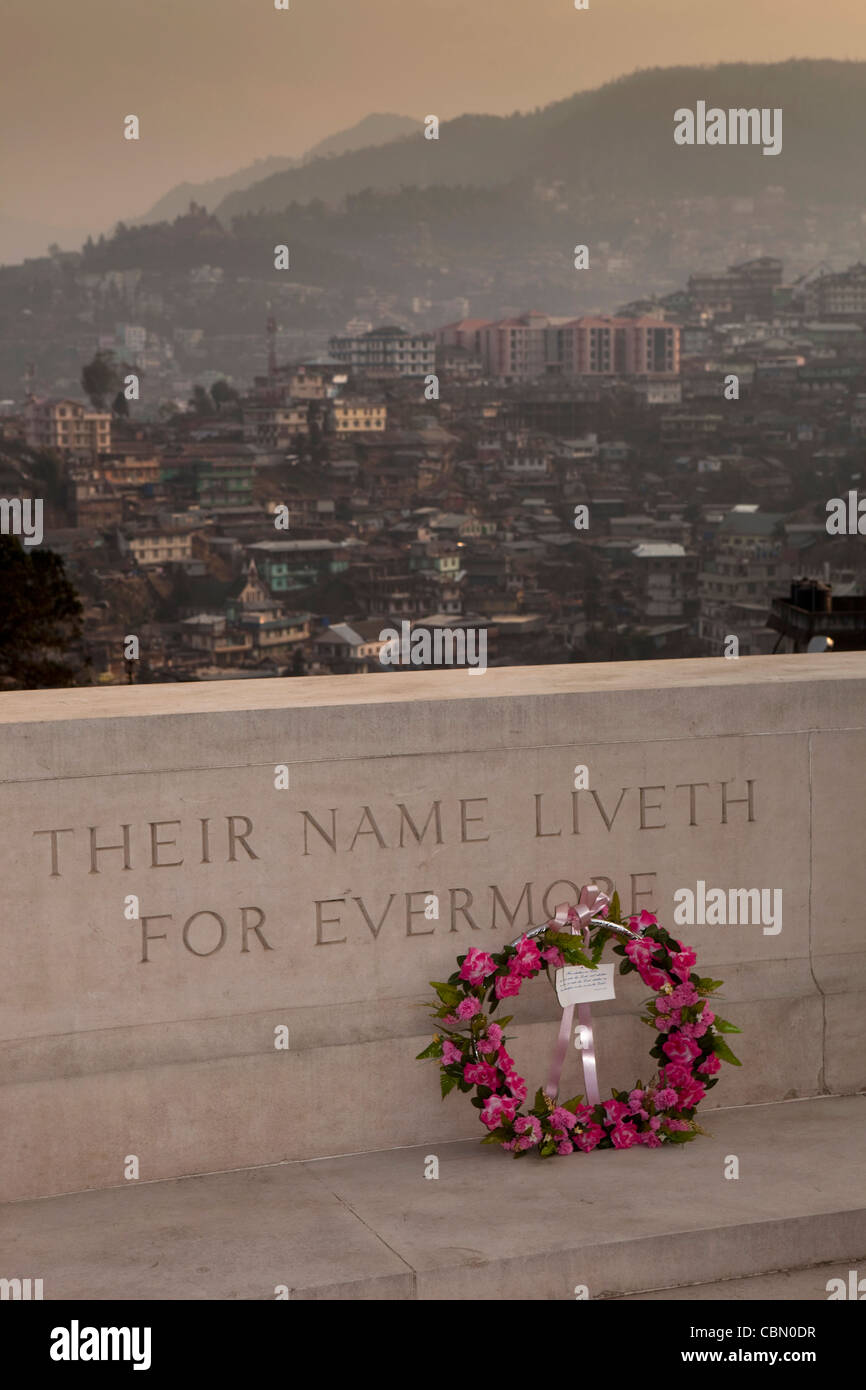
[211,379,239,408]
[189,385,214,415]
[112,389,130,417]
[0,536,84,688]
[81,350,120,409]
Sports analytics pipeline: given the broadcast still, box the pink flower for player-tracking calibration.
[631,909,658,930]
[456,996,481,1020]
[464,1061,499,1090]
[459,948,497,986]
[649,1115,662,1131]
[556,1140,574,1155]
[575,1124,605,1152]
[639,1131,664,1148]
[515,1115,542,1145]
[602,1099,630,1126]
[697,1052,722,1076]
[477,1023,503,1054]
[670,982,699,1008]
[661,1062,693,1088]
[495,971,522,1000]
[541,946,564,967]
[628,1088,645,1112]
[641,964,672,992]
[625,936,659,970]
[496,1046,515,1072]
[502,1139,517,1151]
[669,946,696,981]
[441,1014,459,1026]
[665,1118,691,1132]
[655,995,672,1014]
[441,1039,463,1065]
[480,1094,519,1129]
[676,1078,706,1109]
[514,936,542,975]
[610,1123,639,1149]
[654,1087,678,1109]
[662,1033,702,1065]
[504,1070,527,1102]
[571,1104,594,1124]
[549,1106,578,1131]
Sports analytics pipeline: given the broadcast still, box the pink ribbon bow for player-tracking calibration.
[544,883,610,1106]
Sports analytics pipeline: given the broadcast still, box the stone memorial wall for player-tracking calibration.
[1,654,864,1201]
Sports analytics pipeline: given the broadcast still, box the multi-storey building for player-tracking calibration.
[697,508,789,654]
[477,314,680,381]
[243,403,310,448]
[24,397,111,458]
[117,525,199,568]
[102,454,161,488]
[328,325,435,378]
[631,543,699,620]
[246,539,350,592]
[330,398,387,434]
[688,257,783,319]
[435,319,492,358]
[802,263,866,319]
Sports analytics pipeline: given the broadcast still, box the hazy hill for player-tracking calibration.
[303,112,422,162]
[132,113,422,226]
[216,60,866,220]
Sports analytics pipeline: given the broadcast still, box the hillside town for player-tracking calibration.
[3,253,866,685]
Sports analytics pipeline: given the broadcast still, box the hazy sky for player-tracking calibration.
[2,0,865,258]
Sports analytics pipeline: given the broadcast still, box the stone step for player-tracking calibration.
[3,1095,864,1301]
[608,1262,866,1301]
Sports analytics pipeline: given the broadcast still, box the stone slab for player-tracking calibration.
[2,1097,863,1300]
[2,655,865,1199]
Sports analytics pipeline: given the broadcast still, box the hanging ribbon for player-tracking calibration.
[543,884,610,1105]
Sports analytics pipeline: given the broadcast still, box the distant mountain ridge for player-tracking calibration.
[131,113,423,227]
[215,60,866,221]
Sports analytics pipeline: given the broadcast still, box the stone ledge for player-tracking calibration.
[4,1095,864,1301]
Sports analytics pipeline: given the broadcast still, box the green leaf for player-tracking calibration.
[480,1127,507,1144]
[695,977,724,994]
[609,890,623,924]
[666,1129,698,1143]
[561,1094,585,1112]
[713,1017,742,1034]
[431,981,462,1006]
[415,1039,443,1060]
[440,1072,458,1098]
[712,1037,742,1066]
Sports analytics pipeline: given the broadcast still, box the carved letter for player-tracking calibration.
[398,801,443,847]
[460,798,489,843]
[301,809,337,855]
[353,893,396,939]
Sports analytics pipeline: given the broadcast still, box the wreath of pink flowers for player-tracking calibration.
[417,899,741,1157]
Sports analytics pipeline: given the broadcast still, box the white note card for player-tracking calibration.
[555,963,616,1007]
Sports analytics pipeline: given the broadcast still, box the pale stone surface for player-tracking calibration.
[609,1264,860,1300]
[1,655,865,1200]
[3,1097,864,1300]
